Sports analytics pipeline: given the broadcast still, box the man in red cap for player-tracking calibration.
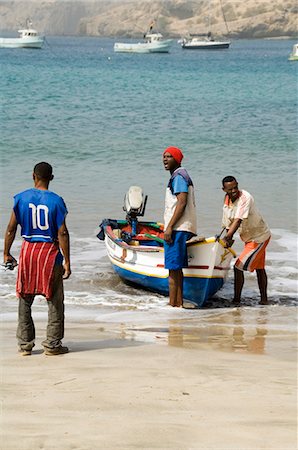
[163,147,197,307]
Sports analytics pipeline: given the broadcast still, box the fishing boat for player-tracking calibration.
[181,33,230,50]
[288,43,298,61]
[0,19,44,49]
[97,186,236,307]
[114,32,172,54]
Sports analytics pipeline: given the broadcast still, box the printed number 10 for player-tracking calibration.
[29,203,49,230]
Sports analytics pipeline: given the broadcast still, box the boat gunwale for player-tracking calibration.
[103,221,236,258]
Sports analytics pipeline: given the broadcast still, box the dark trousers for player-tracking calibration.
[17,266,65,350]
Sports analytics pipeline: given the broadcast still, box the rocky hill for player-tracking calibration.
[0,0,297,39]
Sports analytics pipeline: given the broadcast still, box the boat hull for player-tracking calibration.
[0,37,44,48]
[114,40,172,54]
[101,222,235,307]
[112,262,225,306]
[182,41,230,50]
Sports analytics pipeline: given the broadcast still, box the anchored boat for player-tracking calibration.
[0,19,44,49]
[97,186,236,307]
[288,43,298,61]
[181,0,231,51]
[181,33,230,50]
[114,32,172,54]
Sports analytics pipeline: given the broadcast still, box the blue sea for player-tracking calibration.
[0,38,297,333]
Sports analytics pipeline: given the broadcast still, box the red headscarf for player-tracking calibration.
[163,146,184,164]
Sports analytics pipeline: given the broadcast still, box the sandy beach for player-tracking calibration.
[1,306,297,450]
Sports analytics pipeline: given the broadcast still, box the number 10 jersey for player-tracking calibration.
[13,188,68,243]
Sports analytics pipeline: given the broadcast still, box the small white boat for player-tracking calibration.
[98,186,236,307]
[181,33,230,50]
[114,32,172,54]
[0,19,44,49]
[288,43,298,61]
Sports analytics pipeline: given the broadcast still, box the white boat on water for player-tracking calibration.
[114,32,172,54]
[0,19,44,49]
[181,0,230,50]
[181,33,230,50]
[288,43,298,61]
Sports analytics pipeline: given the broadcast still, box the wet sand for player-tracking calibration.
[1,308,297,450]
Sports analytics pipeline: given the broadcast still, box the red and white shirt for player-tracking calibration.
[222,190,271,243]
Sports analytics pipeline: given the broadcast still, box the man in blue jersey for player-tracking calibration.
[163,147,197,307]
[3,162,71,356]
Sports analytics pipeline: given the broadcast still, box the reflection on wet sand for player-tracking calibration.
[123,306,296,359]
[126,309,272,355]
[167,309,268,354]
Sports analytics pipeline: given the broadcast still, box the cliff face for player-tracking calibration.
[0,0,296,38]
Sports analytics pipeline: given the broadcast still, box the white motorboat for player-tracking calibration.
[181,0,230,51]
[0,20,44,49]
[114,32,172,54]
[288,43,298,61]
[181,33,230,50]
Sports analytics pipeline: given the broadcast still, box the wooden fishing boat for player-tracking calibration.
[97,186,236,307]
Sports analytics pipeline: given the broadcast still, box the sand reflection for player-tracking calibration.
[166,309,269,354]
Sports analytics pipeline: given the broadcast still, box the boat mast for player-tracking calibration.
[219,0,230,35]
[206,0,212,37]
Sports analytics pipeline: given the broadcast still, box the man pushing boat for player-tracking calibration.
[162,146,197,307]
[221,176,271,305]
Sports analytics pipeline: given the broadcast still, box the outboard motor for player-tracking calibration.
[123,186,147,236]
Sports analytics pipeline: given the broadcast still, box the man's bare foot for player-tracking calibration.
[259,299,268,305]
[232,299,241,306]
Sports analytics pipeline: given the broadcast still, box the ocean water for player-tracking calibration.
[0,37,297,328]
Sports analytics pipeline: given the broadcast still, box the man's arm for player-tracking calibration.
[3,211,18,264]
[164,192,188,243]
[58,220,71,279]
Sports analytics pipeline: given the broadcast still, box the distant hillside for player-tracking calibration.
[0,0,297,38]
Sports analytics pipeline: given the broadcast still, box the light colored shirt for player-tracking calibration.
[222,189,271,243]
[164,168,197,234]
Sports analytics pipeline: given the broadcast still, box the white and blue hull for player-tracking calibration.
[112,263,225,306]
[102,223,235,307]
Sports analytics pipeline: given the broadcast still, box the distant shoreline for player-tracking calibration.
[1,32,295,40]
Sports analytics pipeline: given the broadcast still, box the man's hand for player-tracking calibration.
[222,237,234,248]
[164,226,173,243]
[2,254,18,270]
[63,263,71,280]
